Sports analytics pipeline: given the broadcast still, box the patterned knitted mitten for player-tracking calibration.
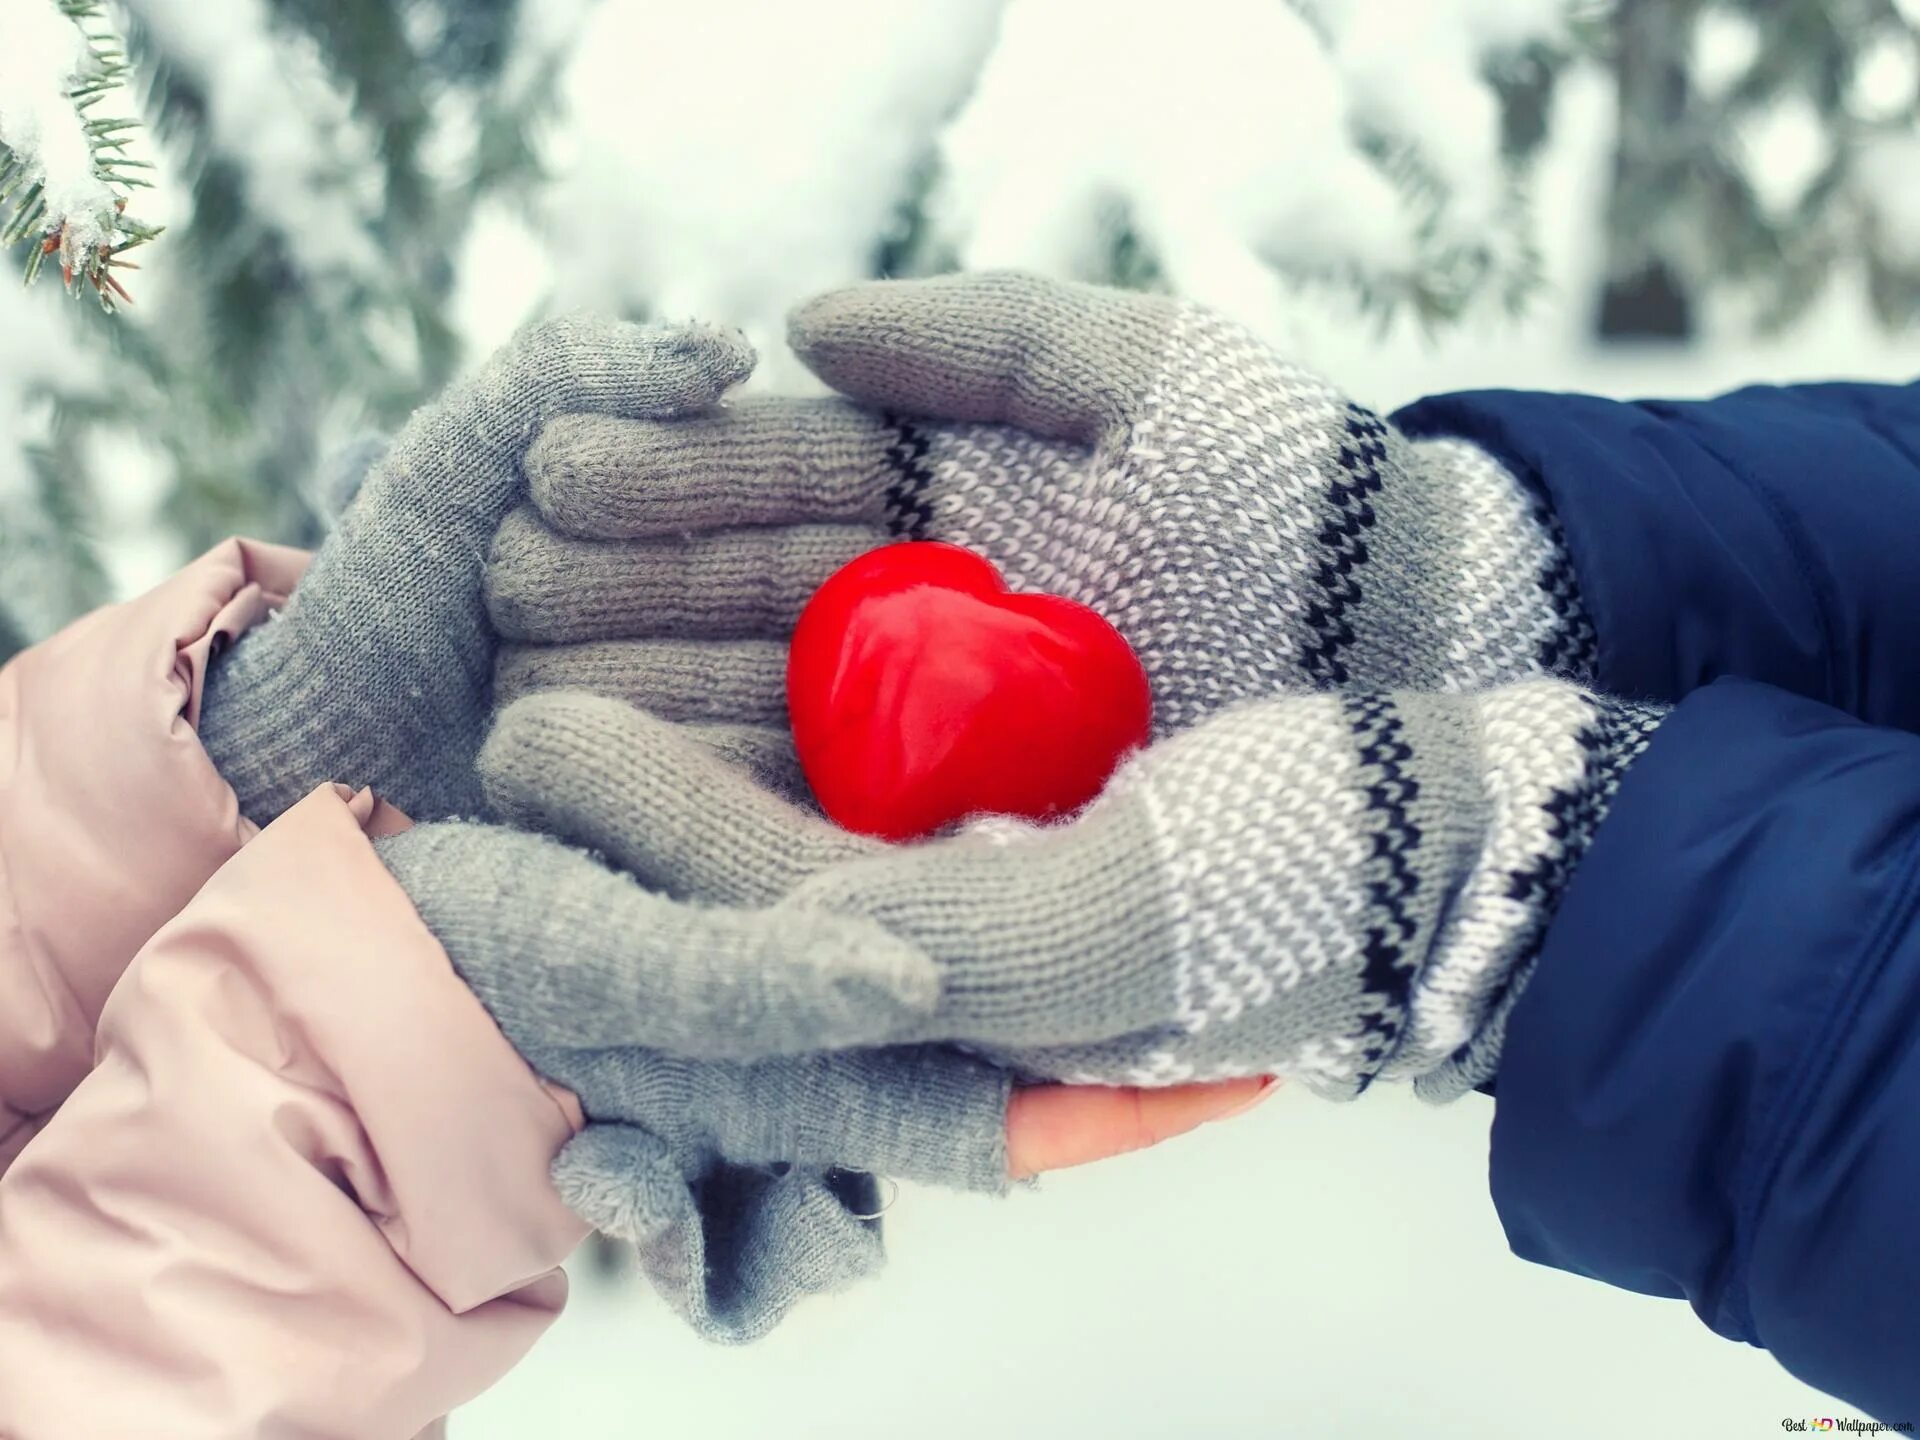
[475,683,1664,1101]
[484,272,1596,748]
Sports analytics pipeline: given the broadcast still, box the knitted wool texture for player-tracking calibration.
[473,273,1632,1097]
[479,683,1666,1102]
[198,314,756,823]
[372,819,1013,1340]
[553,1129,885,1344]
[485,274,1598,741]
[193,315,959,1341]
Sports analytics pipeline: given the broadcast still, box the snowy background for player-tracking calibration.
[3,0,1917,1433]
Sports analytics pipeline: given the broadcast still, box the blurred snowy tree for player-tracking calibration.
[1601,0,1920,337]
[878,0,1561,340]
[0,0,576,655]
[120,0,563,558]
[0,0,160,649]
[0,0,1915,660]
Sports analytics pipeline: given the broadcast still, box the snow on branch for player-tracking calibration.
[0,0,157,308]
[932,0,1585,347]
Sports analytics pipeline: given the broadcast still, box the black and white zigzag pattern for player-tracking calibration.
[1425,692,1662,1086]
[879,413,936,539]
[1342,690,1425,1088]
[1504,695,1661,912]
[1528,496,1600,684]
[1300,407,1390,687]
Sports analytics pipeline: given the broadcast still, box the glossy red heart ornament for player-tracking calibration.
[788,541,1153,842]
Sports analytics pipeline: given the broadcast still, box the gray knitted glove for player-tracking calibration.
[484,272,1596,747]
[558,1139,887,1344]
[476,684,1664,1101]
[190,312,981,1339]
[539,1044,1009,1342]
[198,314,756,823]
[370,819,1010,1341]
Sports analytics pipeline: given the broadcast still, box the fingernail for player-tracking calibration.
[1213,1075,1280,1122]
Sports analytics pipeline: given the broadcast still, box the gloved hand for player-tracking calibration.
[177,304,1264,1343]
[191,314,989,1339]
[454,277,1619,1300]
[471,682,1665,1102]
[360,800,1008,1341]
[519,1045,1005,1343]
[376,811,1265,1339]
[198,314,756,823]
[483,272,1598,754]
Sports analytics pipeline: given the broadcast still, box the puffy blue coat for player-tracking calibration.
[1394,381,1920,1421]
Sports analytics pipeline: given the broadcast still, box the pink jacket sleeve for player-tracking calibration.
[0,548,590,1436]
[0,783,590,1437]
[0,784,589,1436]
[0,539,305,1168]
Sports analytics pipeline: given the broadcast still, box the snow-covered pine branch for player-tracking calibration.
[123,0,388,287]
[918,0,1585,348]
[0,0,157,308]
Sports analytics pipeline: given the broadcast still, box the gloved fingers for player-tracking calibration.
[484,688,1204,1056]
[361,317,752,511]
[382,317,753,494]
[555,1126,886,1344]
[489,314,756,430]
[486,504,884,642]
[375,823,935,1058]
[786,271,1178,444]
[684,1163,888,1343]
[550,1123,687,1248]
[481,690,875,905]
[527,396,899,539]
[542,1044,1011,1194]
[494,638,788,722]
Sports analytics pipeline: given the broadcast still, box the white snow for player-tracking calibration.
[540,0,1004,383]
[504,0,1582,364]
[930,0,1578,349]
[1690,5,1762,101]
[449,201,552,356]
[933,0,1413,348]
[1736,91,1832,219]
[1445,0,1585,50]
[0,0,118,257]
[459,1088,1839,1439]
[1849,31,1920,122]
[1859,130,1920,269]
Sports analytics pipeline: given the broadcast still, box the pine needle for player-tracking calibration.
[0,0,162,311]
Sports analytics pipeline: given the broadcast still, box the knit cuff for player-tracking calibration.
[1407,694,1666,1102]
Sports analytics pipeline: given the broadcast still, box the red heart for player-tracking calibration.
[788,541,1153,842]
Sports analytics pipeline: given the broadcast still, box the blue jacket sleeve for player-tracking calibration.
[1393,381,1920,728]
[1493,677,1920,1421]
